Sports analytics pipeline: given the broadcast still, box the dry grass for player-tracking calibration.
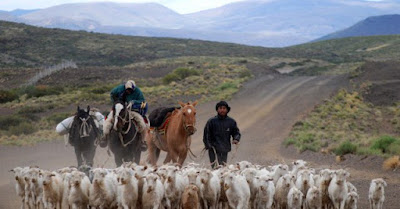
[383,156,400,171]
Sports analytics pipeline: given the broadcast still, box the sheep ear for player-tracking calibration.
[9,169,14,173]
[50,173,55,177]
[383,181,387,187]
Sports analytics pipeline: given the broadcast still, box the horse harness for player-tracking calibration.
[117,107,140,148]
[79,117,93,138]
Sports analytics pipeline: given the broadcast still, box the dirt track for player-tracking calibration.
[1,74,399,208]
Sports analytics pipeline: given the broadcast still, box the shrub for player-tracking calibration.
[218,82,236,91]
[370,135,399,153]
[8,122,37,136]
[239,69,252,78]
[162,67,200,84]
[19,85,63,98]
[17,105,45,114]
[335,141,357,155]
[0,115,25,130]
[46,112,72,125]
[0,89,18,103]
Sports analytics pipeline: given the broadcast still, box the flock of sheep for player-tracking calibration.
[10,160,387,209]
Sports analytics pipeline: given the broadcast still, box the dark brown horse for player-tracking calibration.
[146,101,198,166]
[108,101,146,166]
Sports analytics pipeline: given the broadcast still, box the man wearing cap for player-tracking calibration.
[203,101,241,168]
[102,80,148,149]
[110,80,146,114]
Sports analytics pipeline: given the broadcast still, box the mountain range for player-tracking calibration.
[1,0,400,47]
[317,14,400,41]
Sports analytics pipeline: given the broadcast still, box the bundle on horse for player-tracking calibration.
[146,101,198,166]
[106,101,147,166]
[69,106,101,167]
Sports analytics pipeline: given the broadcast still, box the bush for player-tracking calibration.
[8,122,37,136]
[19,85,63,98]
[370,135,399,153]
[335,141,357,155]
[162,67,200,84]
[17,105,45,114]
[0,115,25,130]
[218,82,236,91]
[46,112,72,125]
[239,69,252,78]
[0,89,18,103]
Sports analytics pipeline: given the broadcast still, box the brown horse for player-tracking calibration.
[146,101,198,166]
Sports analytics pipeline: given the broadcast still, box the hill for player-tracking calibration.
[317,14,400,41]
[3,0,400,47]
[0,21,276,67]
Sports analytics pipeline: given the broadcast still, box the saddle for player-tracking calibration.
[150,112,172,136]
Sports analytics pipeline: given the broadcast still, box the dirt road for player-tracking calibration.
[1,74,399,208]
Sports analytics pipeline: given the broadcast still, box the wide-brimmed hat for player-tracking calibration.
[216,101,231,112]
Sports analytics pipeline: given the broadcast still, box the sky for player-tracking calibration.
[0,0,246,14]
[0,0,391,14]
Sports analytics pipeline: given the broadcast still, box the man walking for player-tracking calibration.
[203,101,241,168]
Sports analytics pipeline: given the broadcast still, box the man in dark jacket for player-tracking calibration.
[203,101,241,168]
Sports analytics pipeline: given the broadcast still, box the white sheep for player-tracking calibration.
[328,169,349,209]
[198,169,220,209]
[274,173,295,209]
[10,167,29,209]
[345,191,358,209]
[41,171,64,209]
[347,181,357,194]
[224,172,250,209]
[270,164,289,185]
[287,187,303,209]
[164,165,188,209]
[27,168,44,209]
[318,169,334,209]
[89,168,118,208]
[296,169,315,208]
[142,173,164,209]
[305,186,322,209]
[241,167,259,208]
[116,168,139,209]
[254,175,275,209]
[368,178,387,209]
[68,171,90,209]
[291,159,308,176]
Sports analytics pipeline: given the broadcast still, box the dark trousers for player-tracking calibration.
[209,149,228,169]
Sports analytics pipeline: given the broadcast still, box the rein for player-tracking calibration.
[116,104,138,148]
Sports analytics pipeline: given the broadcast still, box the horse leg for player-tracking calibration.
[177,149,188,166]
[134,149,141,165]
[146,139,159,166]
[82,146,96,167]
[74,146,83,167]
[163,153,172,164]
[114,151,123,167]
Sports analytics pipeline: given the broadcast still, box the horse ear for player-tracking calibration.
[178,101,185,107]
[77,106,80,112]
[192,101,198,107]
[87,106,90,113]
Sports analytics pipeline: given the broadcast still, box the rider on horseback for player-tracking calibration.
[102,80,148,150]
[110,80,148,117]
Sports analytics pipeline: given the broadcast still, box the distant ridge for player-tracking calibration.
[316,14,400,41]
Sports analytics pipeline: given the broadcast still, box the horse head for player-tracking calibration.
[77,105,90,120]
[178,101,198,135]
[113,101,127,132]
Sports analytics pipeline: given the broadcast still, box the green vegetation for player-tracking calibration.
[0,57,253,145]
[162,67,200,84]
[285,89,400,157]
[0,89,18,103]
